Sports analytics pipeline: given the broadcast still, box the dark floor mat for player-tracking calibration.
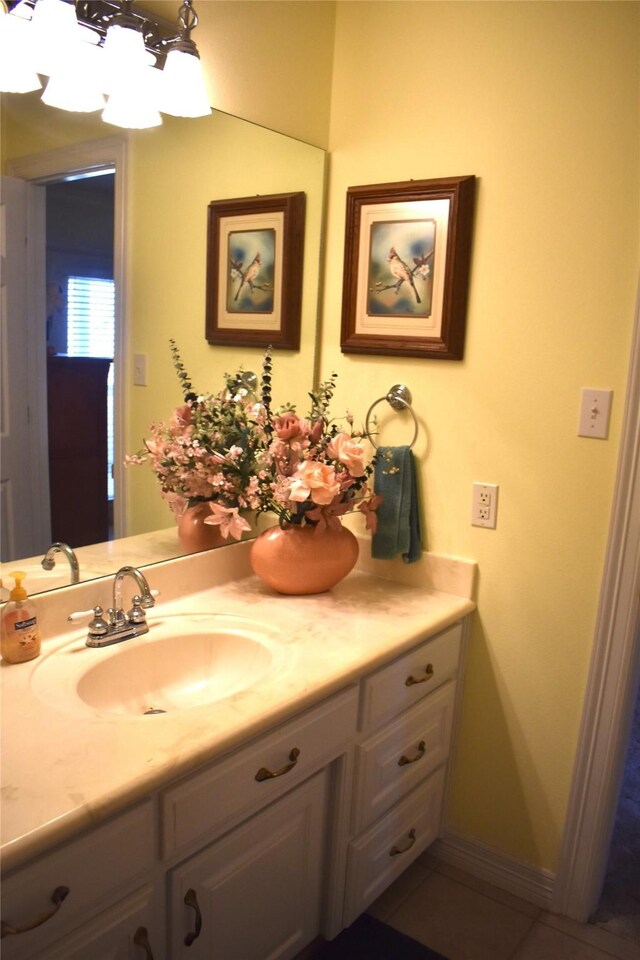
[315,914,448,959]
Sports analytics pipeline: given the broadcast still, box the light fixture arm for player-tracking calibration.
[6,0,195,63]
[172,0,199,57]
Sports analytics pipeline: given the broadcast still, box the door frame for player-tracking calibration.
[7,137,128,540]
[552,278,640,921]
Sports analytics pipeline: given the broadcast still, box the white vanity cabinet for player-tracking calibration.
[160,686,359,959]
[0,801,161,960]
[344,622,463,922]
[1,617,467,959]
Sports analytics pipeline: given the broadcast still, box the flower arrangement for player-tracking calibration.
[126,341,266,540]
[255,353,381,533]
[127,342,380,543]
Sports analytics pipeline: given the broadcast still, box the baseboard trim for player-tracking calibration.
[432,830,556,910]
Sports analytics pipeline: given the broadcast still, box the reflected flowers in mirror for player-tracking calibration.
[126,341,265,540]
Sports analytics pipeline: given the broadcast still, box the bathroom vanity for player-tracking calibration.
[0,538,475,959]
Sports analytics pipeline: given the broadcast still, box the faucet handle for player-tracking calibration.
[127,596,148,624]
[68,604,103,623]
[87,606,109,638]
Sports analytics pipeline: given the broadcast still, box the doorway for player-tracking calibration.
[6,137,127,548]
[591,658,640,941]
[45,173,116,546]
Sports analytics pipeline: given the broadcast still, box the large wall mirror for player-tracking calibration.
[1,91,326,595]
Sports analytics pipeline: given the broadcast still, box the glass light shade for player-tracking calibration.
[102,23,151,93]
[102,64,162,129]
[0,12,41,93]
[28,0,80,77]
[160,47,211,118]
[41,32,105,112]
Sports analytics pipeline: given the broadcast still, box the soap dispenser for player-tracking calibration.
[1,571,41,663]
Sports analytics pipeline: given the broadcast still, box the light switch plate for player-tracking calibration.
[133,353,147,386]
[578,388,612,439]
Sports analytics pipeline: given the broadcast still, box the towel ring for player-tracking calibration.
[365,384,419,449]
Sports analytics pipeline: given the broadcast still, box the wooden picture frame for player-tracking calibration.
[206,192,305,350]
[340,176,475,359]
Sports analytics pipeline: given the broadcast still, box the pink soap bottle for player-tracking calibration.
[1,571,41,664]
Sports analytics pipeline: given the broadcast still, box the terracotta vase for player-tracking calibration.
[250,522,359,595]
[177,503,226,553]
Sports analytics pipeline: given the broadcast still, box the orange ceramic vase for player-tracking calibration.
[177,503,226,553]
[250,522,359,595]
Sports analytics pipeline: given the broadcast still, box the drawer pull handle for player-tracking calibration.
[255,747,300,782]
[133,926,155,959]
[184,888,202,946]
[390,828,417,857]
[0,885,70,938]
[405,663,434,686]
[398,740,426,766]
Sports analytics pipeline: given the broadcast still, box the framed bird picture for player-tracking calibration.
[340,176,475,359]
[206,192,305,349]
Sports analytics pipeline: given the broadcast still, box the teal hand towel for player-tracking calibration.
[371,446,422,563]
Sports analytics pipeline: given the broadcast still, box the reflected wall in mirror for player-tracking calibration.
[0,91,326,595]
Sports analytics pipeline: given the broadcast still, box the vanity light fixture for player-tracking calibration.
[160,0,210,118]
[0,0,212,127]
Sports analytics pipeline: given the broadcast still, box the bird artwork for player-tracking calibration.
[232,251,263,301]
[386,246,421,303]
[370,244,434,310]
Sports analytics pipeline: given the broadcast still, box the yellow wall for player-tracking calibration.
[139,0,336,147]
[321,1,639,871]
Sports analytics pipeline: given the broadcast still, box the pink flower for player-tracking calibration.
[327,433,367,478]
[204,502,251,540]
[309,419,324,444]
[357,494,383,534]
[273,413,310,442]
[306,501,351,531]
[269,439,303,477]
[288,460,341,506]
[171,403,193,428]
[124,454,147,466]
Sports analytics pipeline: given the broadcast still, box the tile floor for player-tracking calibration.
[362,853,640,960]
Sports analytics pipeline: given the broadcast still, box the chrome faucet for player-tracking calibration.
[41,542,80,584]
[81,566,156,648]
[113,565,156,616]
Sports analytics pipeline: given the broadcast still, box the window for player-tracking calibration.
[66,276,115,500]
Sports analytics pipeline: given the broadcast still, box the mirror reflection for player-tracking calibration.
[1,91,326,595]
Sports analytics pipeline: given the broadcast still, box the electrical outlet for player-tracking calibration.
[472,482,498,529]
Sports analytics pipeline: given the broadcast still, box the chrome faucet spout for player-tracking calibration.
[113,566,155,614]
[41,542,80,584]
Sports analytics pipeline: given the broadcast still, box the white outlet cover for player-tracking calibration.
[472,482,499,529]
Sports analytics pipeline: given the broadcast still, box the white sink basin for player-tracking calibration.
[31,614,289,717]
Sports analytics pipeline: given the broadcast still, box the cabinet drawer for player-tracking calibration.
[162,686,358,861]
[344,767,445,925]
[1,801,155,960]
[353,680,455,833]
[359,623,461,732]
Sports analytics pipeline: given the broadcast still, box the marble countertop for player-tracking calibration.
[1,538,476,874]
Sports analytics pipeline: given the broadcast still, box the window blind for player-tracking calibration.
[66,276,115,500]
